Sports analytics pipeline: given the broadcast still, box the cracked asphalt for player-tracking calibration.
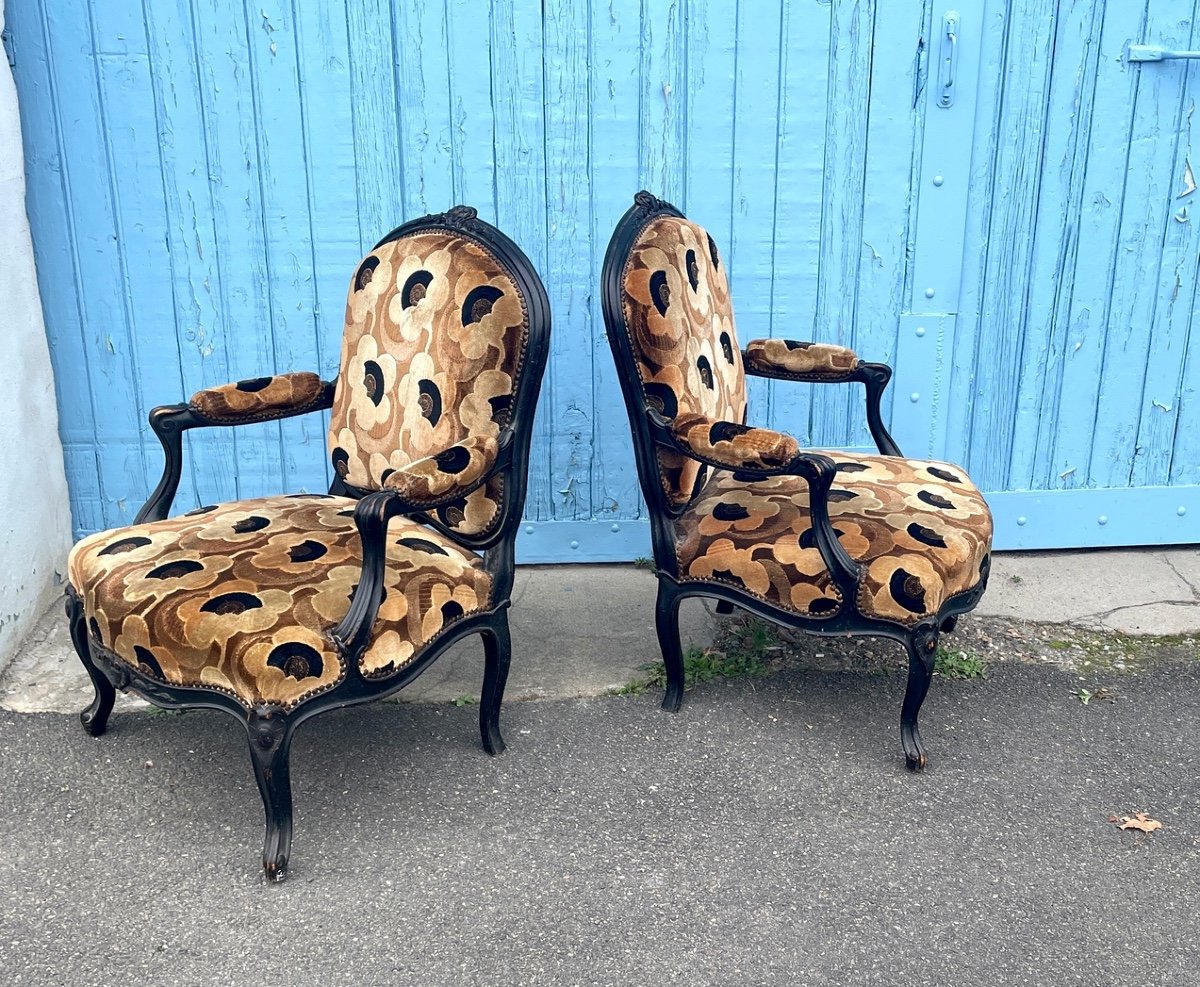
[2,657,1198,986]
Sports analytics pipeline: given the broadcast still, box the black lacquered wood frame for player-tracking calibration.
[66,206,550,881]
[600,191,990,771]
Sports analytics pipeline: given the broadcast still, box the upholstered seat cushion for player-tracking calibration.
[674,455,992,625]
[67,495,493,709]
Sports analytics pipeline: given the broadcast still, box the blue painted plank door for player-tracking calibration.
[6,0,1198,560]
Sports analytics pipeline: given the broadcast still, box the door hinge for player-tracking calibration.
[937,11,959,108]
[1128,44,1200,63]
[1,28,14,68]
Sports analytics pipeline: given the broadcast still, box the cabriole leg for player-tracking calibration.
[901,627,939,771]
[714,600,735,615]
[65,589,115,737]
[479,614,512,756]
[247,706,294,883]
[655,583,685,713]
[941,614,959,633]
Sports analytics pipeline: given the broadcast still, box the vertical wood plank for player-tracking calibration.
[542,0,593,522]
[590,0,644,521]
[445,3,496,214]
[8,0,105,534]
[811,0,875,449]
[393,0,453,216]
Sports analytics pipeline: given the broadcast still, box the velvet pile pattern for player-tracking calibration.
[189,372,326,424]
[674,455,992,625]
[671,412,799,472]
[67,495,492,708]
[621,216,746,505]
[744,338,859,380]
[327,230,529,538]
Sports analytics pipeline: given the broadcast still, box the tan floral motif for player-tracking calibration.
[674,454,992,625]
[327,230,529,537]
[189,372,326,423]
[621,216,745,504]
[744,339,859,379]
[67,495,492,708]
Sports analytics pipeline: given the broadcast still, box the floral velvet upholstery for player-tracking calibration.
[68,495,491,709]
[675,455,992,624]
[189,372,328,425]
[616,206,992,627]
[328,230,529,537]
[620,216,746,505]
[744,339,859,381]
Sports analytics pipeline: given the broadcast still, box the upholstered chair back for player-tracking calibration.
[617,210,747,506]
[327,221,531,538]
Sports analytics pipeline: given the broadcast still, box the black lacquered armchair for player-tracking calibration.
[601,192,992,769]
[65,206,550,879]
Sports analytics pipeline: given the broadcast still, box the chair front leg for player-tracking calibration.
[655,581,685,713]
[246,705,295,882]
[900,625,940,771]
[65,589,115,737]
[479,612,512,756]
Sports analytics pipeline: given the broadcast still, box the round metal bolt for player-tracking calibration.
[525,525,534,535]
[570,540,579,549]
[932,175,945,187]
[924,287,936,299]
[915,326,926,337]
[910,392,920,403]
[610,523,620,532]
[1178,506,1188,517]
[1098,515,1108,526]
[1017,516,1027,526]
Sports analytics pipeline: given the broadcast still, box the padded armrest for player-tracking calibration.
[671,412,800,472]
[188,372,332,424]
[744,339,859,380]
[381,435,500,506]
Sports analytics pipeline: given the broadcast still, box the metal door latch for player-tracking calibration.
[938,12,959,108]
[1128,44,1200,62]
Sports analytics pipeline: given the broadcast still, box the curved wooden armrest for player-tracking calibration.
[743,338,859,381]
[134,375,336,524]
[329,430,515,663]
[646,410,861,596]
[188,372,334,425]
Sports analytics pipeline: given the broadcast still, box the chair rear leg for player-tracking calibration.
[901,627,939,771]
[479,613,512,756]
[655,583,685,713]
[65,590,115,737]
[246,706,294,882]
[714,600,735,615]
[940,614,959,633]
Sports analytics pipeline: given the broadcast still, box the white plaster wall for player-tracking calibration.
[0,7,73,673]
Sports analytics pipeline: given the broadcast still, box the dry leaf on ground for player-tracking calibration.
[1117,813,1163,833]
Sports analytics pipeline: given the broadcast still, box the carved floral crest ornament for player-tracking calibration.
[601,192,993,770]
[64,207,550,880]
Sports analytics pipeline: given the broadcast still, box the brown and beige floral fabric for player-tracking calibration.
[382,434,499,506]
[67,495,492,709]
[621,216,746,505]
[744,339,859,380]
[327,230,529,537]
[674,454,992,625]
[189,372,327,424]
[671,412,799,472]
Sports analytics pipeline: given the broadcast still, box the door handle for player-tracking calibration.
[1128,44,1200,62]
[938,12,959,108]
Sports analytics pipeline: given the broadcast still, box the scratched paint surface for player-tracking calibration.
[6,0,1198,555]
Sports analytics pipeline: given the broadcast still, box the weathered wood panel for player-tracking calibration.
[9,0,1198,556]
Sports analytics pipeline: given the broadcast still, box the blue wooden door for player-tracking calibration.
[6,0,1198,560]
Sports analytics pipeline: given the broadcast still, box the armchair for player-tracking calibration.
[601,191,992,770]
[64,206,550,879]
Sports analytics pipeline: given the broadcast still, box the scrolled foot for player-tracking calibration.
[247,705,294,884]
[66,589,116,737]
[902,724,927,771]
[79,690,115,737]
[480,618,511,757]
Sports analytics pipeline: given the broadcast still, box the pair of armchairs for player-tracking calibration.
[65,195,992,880]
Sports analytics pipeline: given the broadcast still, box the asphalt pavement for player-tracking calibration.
[2,658,1197,986]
